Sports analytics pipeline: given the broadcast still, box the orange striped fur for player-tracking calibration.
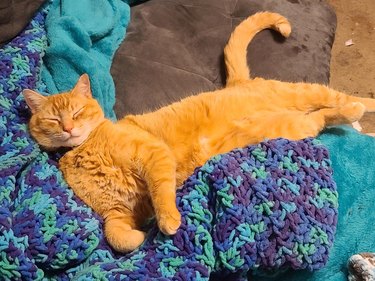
[23,12,375,252]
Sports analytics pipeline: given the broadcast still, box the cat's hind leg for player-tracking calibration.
[235,103,364,142]
[313,102,366,126]
[208,103,365,158]
[288,102,366,138]
[104,210,146,253]
[264,80,375,113]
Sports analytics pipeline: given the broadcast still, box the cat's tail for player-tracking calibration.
[224,12,291,86]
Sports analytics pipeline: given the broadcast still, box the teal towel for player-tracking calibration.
[254,126,375,281]
[41,0,131,120]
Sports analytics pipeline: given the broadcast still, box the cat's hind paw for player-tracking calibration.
[340,102,366,123]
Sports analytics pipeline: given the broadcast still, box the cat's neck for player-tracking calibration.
[89,118,113,136]
[69,118,111,149]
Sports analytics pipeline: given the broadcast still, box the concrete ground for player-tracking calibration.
[327,0,375,133]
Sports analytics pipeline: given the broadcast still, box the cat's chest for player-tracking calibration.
[59,147,147,214]
[60,145,139,194]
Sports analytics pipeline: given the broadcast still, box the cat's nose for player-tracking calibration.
[63,125,73,134]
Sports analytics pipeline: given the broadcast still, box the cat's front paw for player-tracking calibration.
[157,207,181,235]
[105,221,146,253]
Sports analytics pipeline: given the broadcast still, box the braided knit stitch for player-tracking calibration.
[0,10,48,281]
[73,138,337,281]
[0,9,338,280]
[0,9,109,280]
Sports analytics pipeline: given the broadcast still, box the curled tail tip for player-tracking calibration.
[270,13,292,38]
[260,12,292,37]
[275,21,292,37]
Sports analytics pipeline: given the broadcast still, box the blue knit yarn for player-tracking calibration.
[0,9,109,280]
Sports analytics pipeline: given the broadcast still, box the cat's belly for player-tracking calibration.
[173,137,212,186]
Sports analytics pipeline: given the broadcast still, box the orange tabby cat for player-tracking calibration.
[23,12,375,253]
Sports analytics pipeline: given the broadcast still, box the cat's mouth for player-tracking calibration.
[61,130,81,140]
[61,137,85,147]
[59,133,85,147]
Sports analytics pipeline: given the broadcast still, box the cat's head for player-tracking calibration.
[23,74,105,149]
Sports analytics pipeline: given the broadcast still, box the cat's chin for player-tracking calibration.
[63,136,87,147]
[38,138,84,150]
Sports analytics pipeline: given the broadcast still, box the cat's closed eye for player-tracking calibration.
[73,107,85,120]
[44,118,60,124]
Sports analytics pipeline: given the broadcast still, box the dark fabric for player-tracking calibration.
[111,0,336,117]
[0,0,45,46]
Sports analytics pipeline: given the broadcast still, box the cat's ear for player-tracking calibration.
[72,74,92,98]
[22,89,47,114]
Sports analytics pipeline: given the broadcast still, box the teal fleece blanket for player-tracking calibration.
[41,0,131,120]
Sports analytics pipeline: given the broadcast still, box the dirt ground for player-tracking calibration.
[327,0,375,133]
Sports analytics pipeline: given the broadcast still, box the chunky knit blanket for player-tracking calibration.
[0,10,339,280]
